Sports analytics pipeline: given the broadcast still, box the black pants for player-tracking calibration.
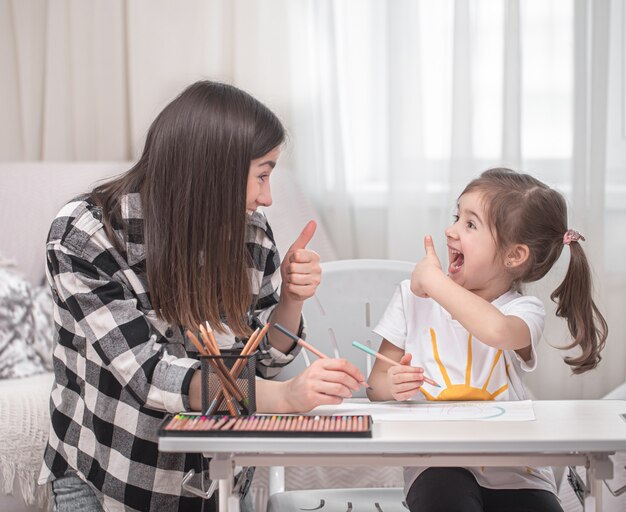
[406,468,564,512]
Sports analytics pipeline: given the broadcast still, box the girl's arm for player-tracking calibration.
[412,236,532,353]
[366,340,425,402]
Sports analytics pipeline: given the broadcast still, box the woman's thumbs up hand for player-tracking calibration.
[280,220,321,302]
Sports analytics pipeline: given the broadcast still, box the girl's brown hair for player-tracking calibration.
[91,81,285,336]
[461,168,607,374]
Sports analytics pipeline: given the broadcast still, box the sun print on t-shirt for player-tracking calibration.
[420,328,509,401]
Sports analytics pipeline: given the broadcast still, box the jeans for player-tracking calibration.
[50,472,252,512]
[51,473,103,512]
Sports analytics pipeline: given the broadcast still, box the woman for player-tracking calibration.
[39,81,365,511]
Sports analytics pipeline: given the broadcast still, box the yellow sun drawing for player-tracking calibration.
[420,328,509,401]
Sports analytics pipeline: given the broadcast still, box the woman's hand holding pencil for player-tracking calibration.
[273,323,372,390]
[272,323,372,411]
[283,358,365,411]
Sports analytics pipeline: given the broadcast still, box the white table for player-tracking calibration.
[159,400,626,512]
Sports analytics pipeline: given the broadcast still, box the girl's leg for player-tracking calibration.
[482,487,564,512]
[406,467,484,512]
[51,473,103,512]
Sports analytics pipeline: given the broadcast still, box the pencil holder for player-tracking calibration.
[200,350,257,416]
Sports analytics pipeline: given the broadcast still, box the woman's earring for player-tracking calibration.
[506,261,512,267]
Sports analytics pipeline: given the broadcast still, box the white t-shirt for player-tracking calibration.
[373,280,557,495]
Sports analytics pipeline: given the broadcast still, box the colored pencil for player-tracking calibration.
[204,321,220,353]
[272,323,373,390]
[351,340,441,387]
[207,322,270,413]
[196,329,245,402]
[188,330,242,398]
[199,322,242,410]
[198,320,243,414]
[273,323,326,359]
[186,330,240,414]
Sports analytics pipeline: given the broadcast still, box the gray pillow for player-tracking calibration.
[0,261,54,379]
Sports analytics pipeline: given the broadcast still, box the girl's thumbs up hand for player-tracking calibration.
[280,220,321,302]
[410,235,443,298]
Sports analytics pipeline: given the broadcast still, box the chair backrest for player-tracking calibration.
[275,259,414,397]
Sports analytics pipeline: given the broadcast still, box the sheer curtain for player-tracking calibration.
[287,0,625,399]
[0,0,294,161]
[1,0,624,399]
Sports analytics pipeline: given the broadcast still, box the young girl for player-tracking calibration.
[39,81,366,512]
[367,168,608,512]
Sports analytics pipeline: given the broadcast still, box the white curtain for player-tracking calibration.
[1,0,624,399]
[0,0,294,161]
[287,0,626,400]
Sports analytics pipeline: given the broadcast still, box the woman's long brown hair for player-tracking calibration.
[461,168,608,374]
[91,81,285,336]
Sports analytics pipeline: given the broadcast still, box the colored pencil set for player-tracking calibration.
[159,413,372,438]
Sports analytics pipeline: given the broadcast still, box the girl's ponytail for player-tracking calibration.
[463,169,608,374]
[550,233,608,374]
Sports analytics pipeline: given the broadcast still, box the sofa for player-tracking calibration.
[0,163,136,512]
[0,161,340,511]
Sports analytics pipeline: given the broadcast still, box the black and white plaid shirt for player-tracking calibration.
[39,193,299,511]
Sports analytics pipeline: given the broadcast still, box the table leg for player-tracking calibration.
[209,454,238,512]
[582,479,600,512]
[217,478,241,512]
[584,454,613,512]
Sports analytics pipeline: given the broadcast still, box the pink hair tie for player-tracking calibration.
[563,229,585,245]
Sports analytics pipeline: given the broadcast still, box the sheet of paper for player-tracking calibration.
[311,400,535,421]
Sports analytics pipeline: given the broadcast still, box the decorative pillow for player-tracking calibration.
[0,260,54,379]
[29,279,55,371]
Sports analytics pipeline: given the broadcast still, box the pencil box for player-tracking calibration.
[158,413,373,438]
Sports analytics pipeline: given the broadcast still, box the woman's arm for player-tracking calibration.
[188,357,366,413]
[268,221,321,353]
[49,234,199,414]
[267,296,305,353]
[257,358,361,413]
[366,340,425,402]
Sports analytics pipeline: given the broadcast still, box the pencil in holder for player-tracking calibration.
[200,350,257,416]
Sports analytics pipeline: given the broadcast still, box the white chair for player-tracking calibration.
[267,259,413,512]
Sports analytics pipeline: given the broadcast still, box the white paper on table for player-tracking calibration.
[311,400,535,421]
